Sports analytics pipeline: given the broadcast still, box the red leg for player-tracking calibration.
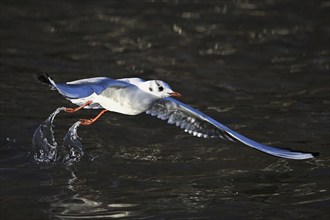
[80,109,109,126]
[65,100,93,113]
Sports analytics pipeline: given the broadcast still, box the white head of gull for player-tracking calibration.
[35,73,316,160]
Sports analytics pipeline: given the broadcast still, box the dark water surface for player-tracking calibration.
[1,1,329,219]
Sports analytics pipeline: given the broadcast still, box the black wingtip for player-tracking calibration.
[35,73,53,85]
[311,152,320,157]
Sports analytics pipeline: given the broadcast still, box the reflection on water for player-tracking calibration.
[32,107,84,164]
[52,195,141,219]
[49,167,141,219]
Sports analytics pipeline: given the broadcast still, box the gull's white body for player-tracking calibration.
[68,86,152,115]
[50,77,164,115]
[37,74,316,160]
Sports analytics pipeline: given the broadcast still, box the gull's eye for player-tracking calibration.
[149,87,153,92]
[158,86,164,92]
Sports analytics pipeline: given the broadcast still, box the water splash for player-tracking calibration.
[32,107,65,163]
[32,107,84,164]
[60,121,84,164]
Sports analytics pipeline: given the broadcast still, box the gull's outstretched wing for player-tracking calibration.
[146,98,315,160]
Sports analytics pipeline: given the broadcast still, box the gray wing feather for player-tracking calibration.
[146,98,237,140]
[146,98,315,160]
[51,77,130,99]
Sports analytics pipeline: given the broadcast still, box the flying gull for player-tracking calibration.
[35,74,316,160]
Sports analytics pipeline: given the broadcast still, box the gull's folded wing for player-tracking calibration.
[49,77,130,99]
[146,98,315,160]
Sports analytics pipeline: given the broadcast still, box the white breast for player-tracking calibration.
[94,93,143,115]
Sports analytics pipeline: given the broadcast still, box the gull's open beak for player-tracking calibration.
[169,92,182,97]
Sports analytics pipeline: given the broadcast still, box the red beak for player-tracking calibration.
[169,92,182,97]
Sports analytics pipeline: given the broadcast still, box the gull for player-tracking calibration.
[35,73,316,160]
